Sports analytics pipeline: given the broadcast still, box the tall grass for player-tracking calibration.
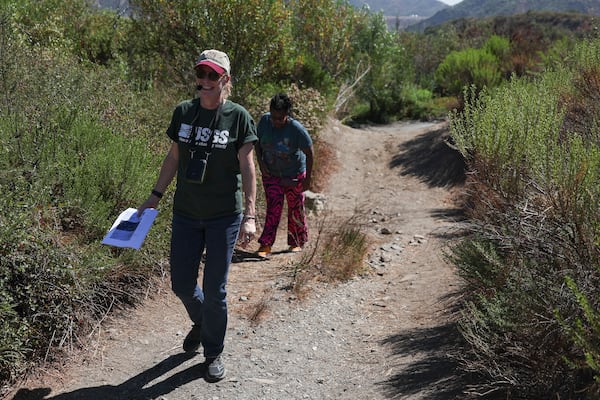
[449,39,600,398]
[288,214,370,299]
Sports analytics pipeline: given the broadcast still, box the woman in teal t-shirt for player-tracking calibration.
[255,93,314,257]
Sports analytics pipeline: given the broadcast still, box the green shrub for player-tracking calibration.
[555,41,600,388]
[35,115,159,238]
[0,195,78,382]
[0,7,171,385]
[451,76,565,202]
[435,35,510,98]
[449,39,600,397]
[559,276,600,385]
[400,83,447,120]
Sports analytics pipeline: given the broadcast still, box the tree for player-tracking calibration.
[434,35,510,97]
[351,11,413,123]
[127,0,292,98]
[287,0,364,92]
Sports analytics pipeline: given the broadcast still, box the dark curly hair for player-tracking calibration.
[269,93,293,114]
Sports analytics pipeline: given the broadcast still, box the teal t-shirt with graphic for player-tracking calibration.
[166,98,257,219]
[257,113,312,177]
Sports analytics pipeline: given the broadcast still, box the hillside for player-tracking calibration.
[409,0,600,31]
[425,10,600,40]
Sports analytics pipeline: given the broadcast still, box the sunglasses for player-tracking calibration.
[195,69,222,81]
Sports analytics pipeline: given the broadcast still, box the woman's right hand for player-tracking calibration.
[137,195,160,217]
[238,218,256,248]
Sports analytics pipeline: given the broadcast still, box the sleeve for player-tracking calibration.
[294,120,313,148]
[256,114,269,140]
[166,105,182,142]
[237,107,258,150]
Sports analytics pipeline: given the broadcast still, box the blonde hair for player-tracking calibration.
[222,79,232,100]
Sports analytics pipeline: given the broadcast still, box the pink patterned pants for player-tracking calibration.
[258,172,308,248]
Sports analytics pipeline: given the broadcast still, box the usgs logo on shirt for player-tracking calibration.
[179,123,230,149]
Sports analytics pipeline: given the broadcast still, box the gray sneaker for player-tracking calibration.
[205,355,226,382]
[182,324,202,353]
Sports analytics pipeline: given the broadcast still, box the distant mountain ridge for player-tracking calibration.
[347,0,449,18]
[409,0,600,31]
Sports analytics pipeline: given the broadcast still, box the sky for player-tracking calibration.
[439,0,463,4]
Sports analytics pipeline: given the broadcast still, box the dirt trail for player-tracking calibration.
[7,118,467,400]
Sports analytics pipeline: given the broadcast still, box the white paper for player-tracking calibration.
[101,208,158,250]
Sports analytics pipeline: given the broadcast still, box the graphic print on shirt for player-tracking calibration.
[178,123,230,149]
[264,138,292,166]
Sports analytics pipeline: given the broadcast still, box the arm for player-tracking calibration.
[302,145,314,191]
[238,141,257,247]
[137,142,179,215]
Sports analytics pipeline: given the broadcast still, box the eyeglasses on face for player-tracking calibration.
[195,69,222,81]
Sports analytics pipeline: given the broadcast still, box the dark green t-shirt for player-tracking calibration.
[166,98,257,219]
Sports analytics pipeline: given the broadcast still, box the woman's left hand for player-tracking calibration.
[239,218,256,248]
[302,176,311,192]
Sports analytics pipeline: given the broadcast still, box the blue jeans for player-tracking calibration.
[170,212,242,358]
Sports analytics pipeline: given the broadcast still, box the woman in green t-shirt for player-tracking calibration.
[137,49,257,383]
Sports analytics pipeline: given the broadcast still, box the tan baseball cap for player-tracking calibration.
[195,49,231,75]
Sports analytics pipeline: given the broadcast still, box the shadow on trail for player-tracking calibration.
[11,353,204,400]
[390,126,467,188]
[379,322,473,399]
[231,248,265,263]
[231,248,295,263]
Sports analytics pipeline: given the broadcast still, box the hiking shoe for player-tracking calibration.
[257,245,271,257]
[205,355,226,382]
[288,246,303,253]
[182,324,202,353]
